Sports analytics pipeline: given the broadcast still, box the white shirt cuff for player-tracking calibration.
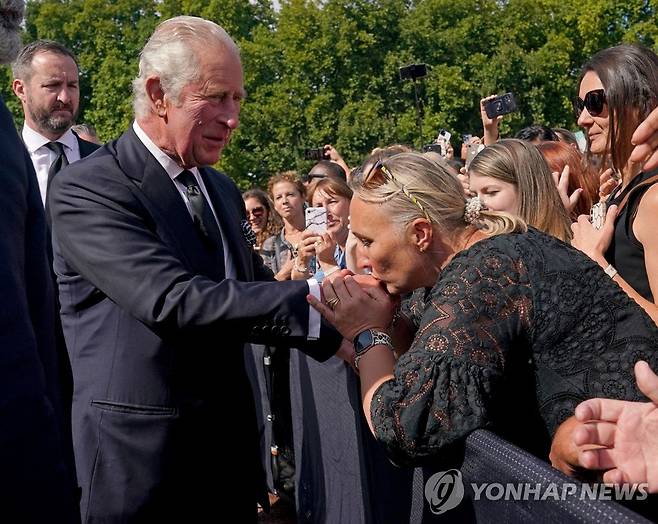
[307,278,321,340]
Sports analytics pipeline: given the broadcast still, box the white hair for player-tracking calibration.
[132,16,239,119]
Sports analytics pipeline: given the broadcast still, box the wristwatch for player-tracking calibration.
[353,329,393,369]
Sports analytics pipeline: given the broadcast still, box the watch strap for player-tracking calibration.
[353,329,393,370]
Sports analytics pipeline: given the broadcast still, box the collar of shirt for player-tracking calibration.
[132,121,200,182]
[132,120,237,279]
[22,123,78,158]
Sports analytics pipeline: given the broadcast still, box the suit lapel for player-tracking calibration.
[113,128,224,279]
[200,168,253,281]
[74,133,100,158]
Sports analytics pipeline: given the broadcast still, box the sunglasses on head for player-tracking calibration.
[573,89,606,118]
[363,160,432,222]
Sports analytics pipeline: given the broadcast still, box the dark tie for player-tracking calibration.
[177,170,225,270]
[46,141,69,186]
[44,141,69,225]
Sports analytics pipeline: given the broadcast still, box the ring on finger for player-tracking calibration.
[326,297,340,310]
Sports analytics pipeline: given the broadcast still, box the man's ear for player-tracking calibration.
[409,218,432,253]
[145,77,166,117]
[12,79,27,104]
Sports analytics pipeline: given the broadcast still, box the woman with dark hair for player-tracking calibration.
[242,188,281,252]
[309,152,658,479]
[572,44,658,324]
[537,141,599,220]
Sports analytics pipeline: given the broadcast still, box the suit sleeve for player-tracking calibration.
[50,165,339,361]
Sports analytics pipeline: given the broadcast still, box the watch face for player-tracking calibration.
[354,329,375,355]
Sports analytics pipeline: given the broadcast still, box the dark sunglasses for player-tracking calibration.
[246,206,265,217]
[573,89,606,118]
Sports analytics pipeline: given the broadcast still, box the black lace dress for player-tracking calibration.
[371,227,658,467]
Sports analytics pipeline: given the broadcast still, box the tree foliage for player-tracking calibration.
[1,0,656,189]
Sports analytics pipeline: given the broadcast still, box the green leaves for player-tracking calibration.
[2,0,656,188]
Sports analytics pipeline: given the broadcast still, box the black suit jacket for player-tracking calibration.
[75,132,100,158]
[49,127,340,523]
[0,97,79,522]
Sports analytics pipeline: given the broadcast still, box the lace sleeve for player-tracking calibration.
[371,248,533,466]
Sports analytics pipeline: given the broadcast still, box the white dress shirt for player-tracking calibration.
[22,124,81,206]
[132,121,321,339]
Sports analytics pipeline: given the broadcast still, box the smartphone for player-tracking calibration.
[304,147,328,161]
[590,202,606,230]
[305,207,327,234]
[438,129,452,143]
[484,93,518,119]
[465,143,485,170]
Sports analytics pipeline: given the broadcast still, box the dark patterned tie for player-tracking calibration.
[177,170,225,270]
[46,141,69,186]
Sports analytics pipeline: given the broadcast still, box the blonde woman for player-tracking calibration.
[310,152,658,475]
[467,139,572,242]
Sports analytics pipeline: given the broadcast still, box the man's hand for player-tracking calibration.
[630,107,658,171]
[574,361,658,493]
[308,274,395,341]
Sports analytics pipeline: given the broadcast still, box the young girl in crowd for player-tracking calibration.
[467,138,573,242]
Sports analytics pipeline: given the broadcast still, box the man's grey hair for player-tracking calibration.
[0,0,25,64]
[11,40,79,80]
[132,16,239,119]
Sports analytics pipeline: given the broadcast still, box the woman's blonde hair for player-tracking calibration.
[469,139,572,242]
[355,152,525,239]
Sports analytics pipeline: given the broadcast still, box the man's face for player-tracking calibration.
[162,45,244,168]
[13,51,80,139]
[0,0,24,64]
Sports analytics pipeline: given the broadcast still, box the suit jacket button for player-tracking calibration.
[281,327,291,336]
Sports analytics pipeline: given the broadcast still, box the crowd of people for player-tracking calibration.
[2,2,658,523]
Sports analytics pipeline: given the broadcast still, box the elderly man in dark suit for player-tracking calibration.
[0,1,79,522]
[49,15,340,523]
